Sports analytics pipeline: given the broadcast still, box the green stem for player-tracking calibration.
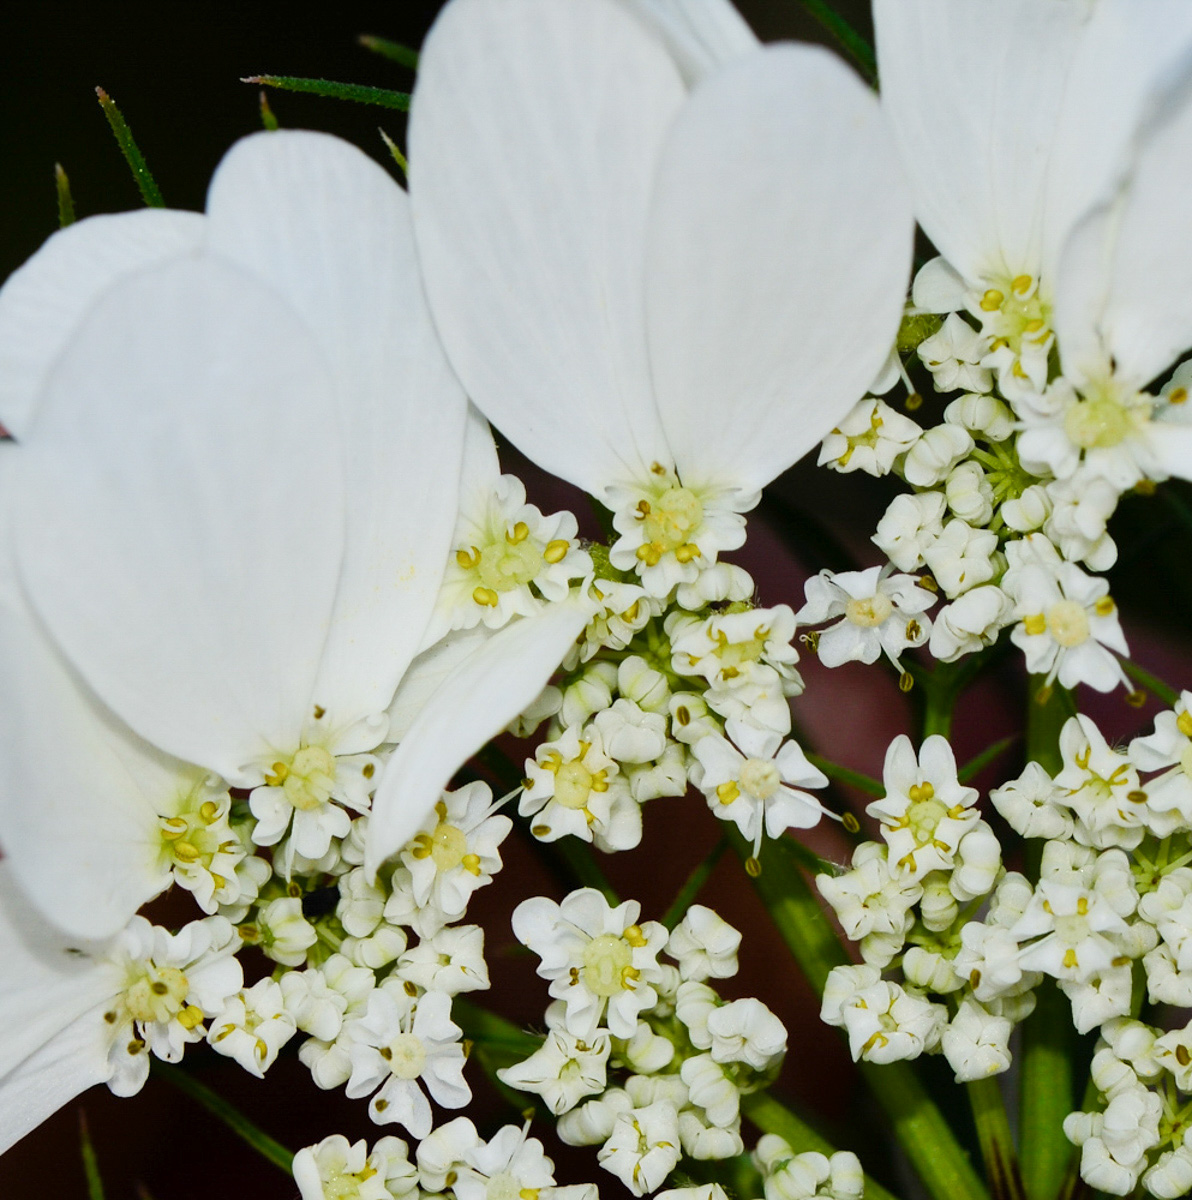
[357,34,419,69]
[794,0,877,84]
[958,735,1020,783]
[95,88,164,207]
[1121,658,1179,706]
[661,838,726,929]
[152,1062,294,1173]
[733,832,989,1200]
[806,753,884,798]
[55,163,75,227]
[967,1076,1026,1200]
[1019,676,1076,1200]
[742,1093,899,1200]
[78,1111,106,1200]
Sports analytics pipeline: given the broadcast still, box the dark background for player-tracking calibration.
[3,3,1191,1199]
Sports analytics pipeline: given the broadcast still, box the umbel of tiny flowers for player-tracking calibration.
[0,130,588,938]
[408,0,914,599]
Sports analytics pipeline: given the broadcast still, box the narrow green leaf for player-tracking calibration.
[967,1076,1026,1200]
[1025,676,1072,777]
[359,34,420,69]
[245,75,410,111]
[379,128,408,178]
[153,1062,294,1173]
[94,88,164,207]
[795,0,877,84]
[1019,982,1076,1200]
[742,1094,899,1200]
[55,163,76,227]
[661,838,726,929]
[78,1111,106,1200]
[806,752,884,798]
[1121,657,1179,706]
[258,90,280,131]
[958,734,1019,783]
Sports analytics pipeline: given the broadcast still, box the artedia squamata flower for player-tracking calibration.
[409,0,914,599]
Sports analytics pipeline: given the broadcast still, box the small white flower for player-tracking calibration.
[1130,692,1192,824]
[916,312,992,395]
[755,1136,864,1200]
[1010,878,1132,985]
[293,1133,417,1200]
[667,905,741,982]
[1043,471,1119,571]
[246,896,317,968]
[944,393,1015,443]
[1054,716,1149,849]
[922,519,999,598]
[706,997,786,1070]
[498,1026,611,1116]
[989,761,1074,841]
[815,841,920,960]
[512,888,667,1039]
[797,566,933,670]
[208,977,296,1077]
[873,490,947,572]
[927,585,1013,663]
[396,924,490,996]
[944,461,994,526]
[818,397,922,476]
[821,968,944,1064]
[597,1100,683,1197]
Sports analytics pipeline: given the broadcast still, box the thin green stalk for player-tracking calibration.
[1121,658,1179,706]
[245,75,410,111]
[55,163,75,227]
[742,1093,899,1200]
[258,90,280,130]
[733,832,989,1200]
[921,670,956,739]
[79,1111,106,1200]
[958,735,1020,783]
[358,34,419,69]
[794,0,877,84]
[806,753,884,798]
[967,1076,1025,1200]
[153,1062,294,1173]
[379,128,408,177]
[95,88,164,207]
[662,838,726,929]
[1019,676,1076,1200]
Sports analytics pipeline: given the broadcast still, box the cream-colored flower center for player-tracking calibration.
[486,1172,524,1200]
[905,781,947,844]
[978,274,1049,353]
[1062,379,1145,451]
[1047,600,1090,648]
[1053,912,1090,948]
[555,760,596,809]
[158,795,225,870]
[582,933,634,997]
[124,963,189,1024]
[740,758,781,801]
[325,1171,375,1200]
[427,822,469,871]
[476,533,544,592]
[845,593,893,628]
[387,1032,427,1080]
[642,486,703,551]
[276,745,337,811]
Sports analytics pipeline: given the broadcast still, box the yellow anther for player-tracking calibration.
[1178,1045,1191,1067]
[650,461,667,476]
[456,547,479,569]
[918,575,939,593]
[623,924,647,948]
[410,833,434,859]
[1077,896,1089,916]
[461,853,482,876]
[210,873,226,891]
[506,521,530,544]
[899,671,914,693]
[1178,710,1192,739]
[980,288,1004,311]
[908,781,935,803]
[989,336,1009,350]
[198,801,219,823]
[363,762,376,779]
[906,619,921,640]
[435,800,448,819]
[543,539,569,563]
[1024,318,1045,333]
[842,812,860,833]
[532,824,551,837]
[404,980,419,996]
[160,817,187,840]
[1012,360,1027,379]
[172,841,201,864]
[970,969,982,989]
[621,965,641,989]
[1023,613,1046,636]
[717,781,740,805]
[635,499,652,518]
[837,446,854,467]
[313,705,325,720]
[622,600,640,622]
[862,1031,890,1053]
[472,586,500,607]
[1063,948,1078,970]
[745,856,762,878]
[1011,274,1032,294]
[264,761,289,786]
[1075,745,1091,770]
[521,1190,541,1200]
[1094,596,1115,616]
[1042,900,1053,914]
[590,770,609,793]
[675,705,690,726]
[905,392,923,412]
[1171,387,1188,405]
[674,543,699,563]
[1127,789,1148,804]
[1125,690,1147,709]
[541,750,562,774]
[636,544,661,566]
[170,1005,200,1029]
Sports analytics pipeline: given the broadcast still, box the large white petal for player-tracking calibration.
[874,0,1091,283]
[614,0,758,83]
[206,131,467,726]
[1055,65,1192,389]
[387,626,495,741]
[0,1006,113,1155]
[14,257,345,783]
[409,0,684,496]
[0,867,116,1084]
[646,44,913,493]
[0,210,204,439]
[365,601,591,876]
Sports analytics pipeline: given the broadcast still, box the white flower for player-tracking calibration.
[512,889,668,1039]
[293,1134,418,1200]
[1042,471,1120,570]
[755,1136,864,1200]
[989,761,1074,842]
[815,842,920,960]
[944,461,995,526]
[818,397,922,476]
[706,997,787,1070]
[281,954,373,1043]
[797,566,933,669]
[922,520,999,599]
[431,1118,573,1200]
[395,925,490,996]
[1010,878,1132,985]
[692,723,829,854]
[499,1027,611,1116]
[667,905,741,982]
[597,1101,683,1197]
[410,0,913,599]
[1065,1082,1162,1197]
[915,313,992,395]
[945,393,1015,443]
[346,984,470,1136]
[1054,716,1149,848]
[248,897,317,968]
[821,967,944,1065]
[872,490,947,572]
[928,586,1013,663]
[1130,692,1192,823]
[207,978,297,1077]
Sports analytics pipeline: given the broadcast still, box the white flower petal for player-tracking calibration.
[365,601,590,876]
[614,0,758,83]
[14,257,344,783]
[206,130,467,724]
[0,209,203,439]
[645,43,913,494]
[874,0,1090,282]
[410,0,682,494]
